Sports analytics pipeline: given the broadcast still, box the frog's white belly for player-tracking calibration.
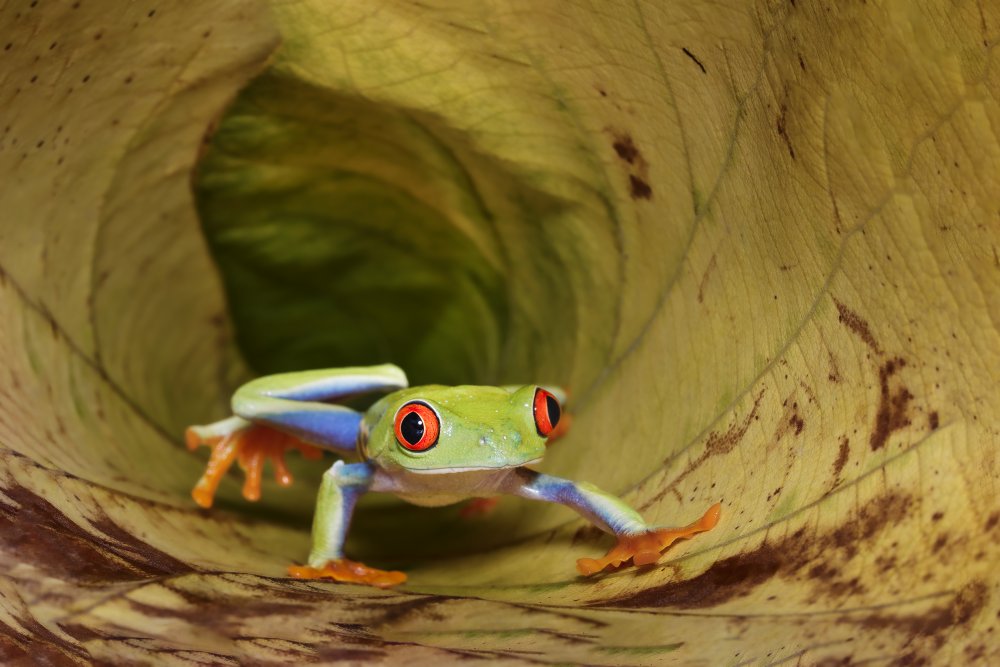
[371,467,520,507]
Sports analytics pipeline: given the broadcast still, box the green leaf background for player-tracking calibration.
[2,0,998,664]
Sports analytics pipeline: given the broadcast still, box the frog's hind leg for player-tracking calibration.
[287,461,406,589]
[232,364,407,454]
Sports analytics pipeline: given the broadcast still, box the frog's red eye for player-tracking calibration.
[533,388,561,438]
[394,401,439,452]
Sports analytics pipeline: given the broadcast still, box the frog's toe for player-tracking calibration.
[576,503,722,576]
[190,434,240,509]
[287,559,407,589]
[187,417,324,507]
[234,426,323,501]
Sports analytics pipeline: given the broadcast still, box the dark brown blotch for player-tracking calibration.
[612,135,639,164]
[874,554,897,573]
[629,174,652,199]
[776,101,795,159]
[857,581,988,645]
[833,298,882,354]
[789,413,804,435]
[870,358,913,451]
[595,542,784,609]
[0,484,191,582]
[831,436,850,488]
[600,491,910,609]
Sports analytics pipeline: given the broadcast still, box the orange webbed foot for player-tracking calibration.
[288,560,407,589]
[187,423,323,508]
[576,503,721,576]
[459,497,500,518]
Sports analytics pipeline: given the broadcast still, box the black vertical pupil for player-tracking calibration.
[545,395,561,427]
[401,411,425,445]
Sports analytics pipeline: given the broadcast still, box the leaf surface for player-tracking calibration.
[1,0,998,664]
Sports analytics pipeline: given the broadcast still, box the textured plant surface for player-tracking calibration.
[2,0,998,664]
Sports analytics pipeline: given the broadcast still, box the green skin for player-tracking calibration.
[194,364,655,570]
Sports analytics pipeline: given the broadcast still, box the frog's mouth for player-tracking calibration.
[406,457,543,475]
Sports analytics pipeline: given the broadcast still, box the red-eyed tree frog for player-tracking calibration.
[187,364,720,588]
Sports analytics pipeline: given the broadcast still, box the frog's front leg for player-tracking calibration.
[287,461,406,589]
[504,470,720,576]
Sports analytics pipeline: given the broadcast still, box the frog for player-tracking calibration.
[187,364,720,588]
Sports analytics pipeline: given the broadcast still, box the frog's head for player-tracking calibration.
[361,384,563,473]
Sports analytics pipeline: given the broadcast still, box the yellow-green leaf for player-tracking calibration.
[1,0,997,664]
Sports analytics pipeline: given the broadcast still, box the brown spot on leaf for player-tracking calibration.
[870,358,913,451]
[789,414,804,435]
[0,591,85,666]
[875,554,897,573]
[0,622,81,666]
[928,411,939,430]
[640,390,765,510]
[834,298,882,354]
[602,492,910,608]
[607,129,653,200]
[856,581,988,649]
[375,596,449,627]
[830,436,850,488]
[612,135,639,164]
[965,644,987,662]
[0,485,191,582]
[776,101,795,159]
[595,542,785,609]
[798,380,818,405]
[830,493,910,560]
[129,590,316,637]
[705,395,764,458]
[629,174,652,199]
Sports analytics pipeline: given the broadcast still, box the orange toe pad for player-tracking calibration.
[576,502,721,576]
[288,559,407,589]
